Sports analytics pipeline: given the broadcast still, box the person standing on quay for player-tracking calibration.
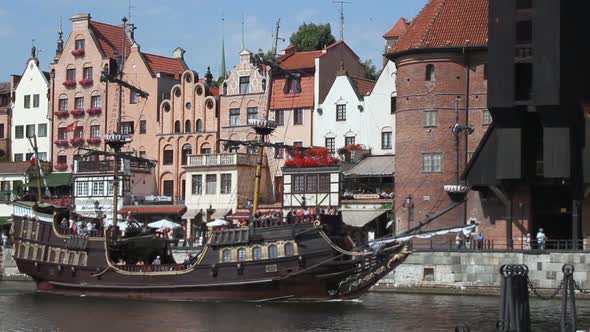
[536,228,547,250]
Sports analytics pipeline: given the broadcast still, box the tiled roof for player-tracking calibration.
[383,17,409,38]
[277,50,323,70]
[350,76,376,96]
[208,86,220,97]
[119,205,187,215]
[89,21,132,59]
[0,161,37,175]
[343,155,395,177]
[270,76,314,109]
[389,0,488,54]
[142,53,187,76]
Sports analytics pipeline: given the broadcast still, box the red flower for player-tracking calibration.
[71,49,85,56]
[62,80,77,87]
[69,109,85,116]
[79,78,93,86]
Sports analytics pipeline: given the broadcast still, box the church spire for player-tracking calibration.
[220,14,227,81]
[55,17,64,60]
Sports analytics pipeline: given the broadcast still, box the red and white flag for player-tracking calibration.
[30,153,37,166]
[65,121,78,132]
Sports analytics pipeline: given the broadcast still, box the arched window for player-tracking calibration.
[252,246,262,260]
[185,120,191,132]
[200,143,211,155]
[237,248,246,262]
[19,244,26,258]
[181,144,192,165]
[78,253,87,266]
[36,247,43,261]
[284,243,294,256]
[268,245,278,259]
[58,95,68,112]
[174,120,181,133]
[68,252,76,265]
[222,249,232,263]
[27,246,34,260]
[222,82,228,95]
[196,119,203,132]
[48,250,56,263]
[59,251,66,264]
[425,64,435,81]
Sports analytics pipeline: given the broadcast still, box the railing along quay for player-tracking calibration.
[409,239,588,253]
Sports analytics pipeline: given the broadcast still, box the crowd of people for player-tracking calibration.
[239,207,340,228]
[59,217,103,237]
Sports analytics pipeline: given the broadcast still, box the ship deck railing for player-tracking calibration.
[56,228,104,238]
[115,264,189,273]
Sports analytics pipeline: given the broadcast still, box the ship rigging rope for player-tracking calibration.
[316,228,375,257]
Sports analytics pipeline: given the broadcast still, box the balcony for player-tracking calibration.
[62,80,77,88]
[79,78,93,87]
[71,49,85,57]
[185,153,264,168]
[74,159,152,174]
[87,107,102,115]
[69,109,85,117]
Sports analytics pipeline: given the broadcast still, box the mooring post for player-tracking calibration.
[560,264,577,332]
[498,264,531,332]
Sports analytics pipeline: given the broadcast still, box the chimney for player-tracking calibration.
[70,13,91,30]
[283,45,297,57]
[173,47,186,60]
[205,67,213,85]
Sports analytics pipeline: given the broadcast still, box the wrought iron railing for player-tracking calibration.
[408,238,587,252]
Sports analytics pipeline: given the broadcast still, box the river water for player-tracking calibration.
[0,281,588,332]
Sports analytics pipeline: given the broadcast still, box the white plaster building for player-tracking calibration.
[11,51,51,163]
[314,61,397,156]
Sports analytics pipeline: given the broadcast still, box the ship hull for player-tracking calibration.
[11,210,410,302]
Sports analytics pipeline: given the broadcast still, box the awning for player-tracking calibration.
[0,216,12,226]
[119,205,187,216]
[341,209,389,228]
[211,208,230,219]
[26,173,72,187]
[343,155,395,177]
[181,209,201,220]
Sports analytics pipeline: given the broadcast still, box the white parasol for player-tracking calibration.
[148,219,181,229]
[206,219,230,227]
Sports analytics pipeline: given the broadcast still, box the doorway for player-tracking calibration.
[532,186,572,242]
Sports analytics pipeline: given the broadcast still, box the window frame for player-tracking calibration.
[345,136,355,147]
[293,109,304,125]
[381,131,392,150]
[163,149,173,165]
[33,94,40,108]
[37,124,47,138]
[205,174,217,194]
[139,120,147,134]
[191,175,202,195]
[325,137,335,154]
[220,173,232,194]
[15,125,24,139]
[239,76,250,94]
[229,108,240,127]
[336,104,346,121]
[24,95,31,109]
[422,153,443,173]
[424,110,438,128]
[482,110,492,126]
[274,110,285,126]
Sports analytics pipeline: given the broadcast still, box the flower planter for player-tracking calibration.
[62,80,77,87]
[54,163,68,171]
[86,137,101,144]
[71,49,85,57]
[79,79,93,86]
[69,109,85,117]
[54,139,69,146]
[55,110,69,117]
[86,107,102,115]
[69,138,85,145]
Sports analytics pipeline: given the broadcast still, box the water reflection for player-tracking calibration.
[0,281,588,332]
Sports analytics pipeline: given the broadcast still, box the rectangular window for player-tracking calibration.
[25,153,34,161]
[38,124,47,137]
[482,110,492,125]
[391,96,397,114]
[139,120,146,134]
[274,143,284,159]
[191,175,202,195]
[247,107,258,122]
[15,125,24,139]
[239,76,250,94]
[306,175,318,192]
[139,151,146,158]
[57,155,67,165]
[107,181,114,196]
[293,109,303,125]
[75,97,84,110]
[163,150,173,165]
[75,39,85,50]
[26,124,35,138]
[229,109,240,126]
[57,127,67,140]
[91,95,101,108]
[66,68,76,81]
[247,145,257,155]
[205,174,217,194]
[345,136,355,147]
[318,174,331,192]
[293,141,303,147]
[0,124,4,138]
[119,121,134,135]
[33,94,40,108]
[381,132,392,150]
[129,91,138,104]
[83,67,93,80]
[14,154,23,162]
[325,137,335,154]
[220,174,232,194]
[76,182,89,197]
[59,97,68,111]
[293,175,305,193]
[336,104,346,121]
[423,153,443,173]
[90,125,100,138]
[92,181,104,196]
[24,95,30,109]
[74,126,83,139]
[284,77,301,94]
[424,110,438,127]
[201,148,211,155]
[37,152,47,161]
[275,110,284,126]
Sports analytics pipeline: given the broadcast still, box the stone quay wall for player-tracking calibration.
[376,251,590,294]
[0,247,32,281]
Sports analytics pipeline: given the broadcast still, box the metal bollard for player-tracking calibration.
[498,264,531,332]
[560,264,577,332]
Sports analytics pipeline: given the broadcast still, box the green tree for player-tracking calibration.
[256,49,275,62]
[362,59,381,80]
[289,23,336,51]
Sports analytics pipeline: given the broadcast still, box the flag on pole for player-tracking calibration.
[30,153,37,166]
[65,121,78,132]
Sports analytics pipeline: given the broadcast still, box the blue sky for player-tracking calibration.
[0,0,427,79]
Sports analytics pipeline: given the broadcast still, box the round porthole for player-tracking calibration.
[196,86,203,96]
[185,74,192,83]
[185,102,192,110]
[163,103,171,112]
[206,100,214,110]
[174,88,181,98]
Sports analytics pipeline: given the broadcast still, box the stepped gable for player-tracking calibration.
[89,21,132,59]
[389,0,488,54]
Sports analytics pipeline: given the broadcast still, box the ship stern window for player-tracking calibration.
[237,248,246,262]
[252,246,262,260]
[268,245,278,259]
[221,249,232,263]
[284,243,294,256]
